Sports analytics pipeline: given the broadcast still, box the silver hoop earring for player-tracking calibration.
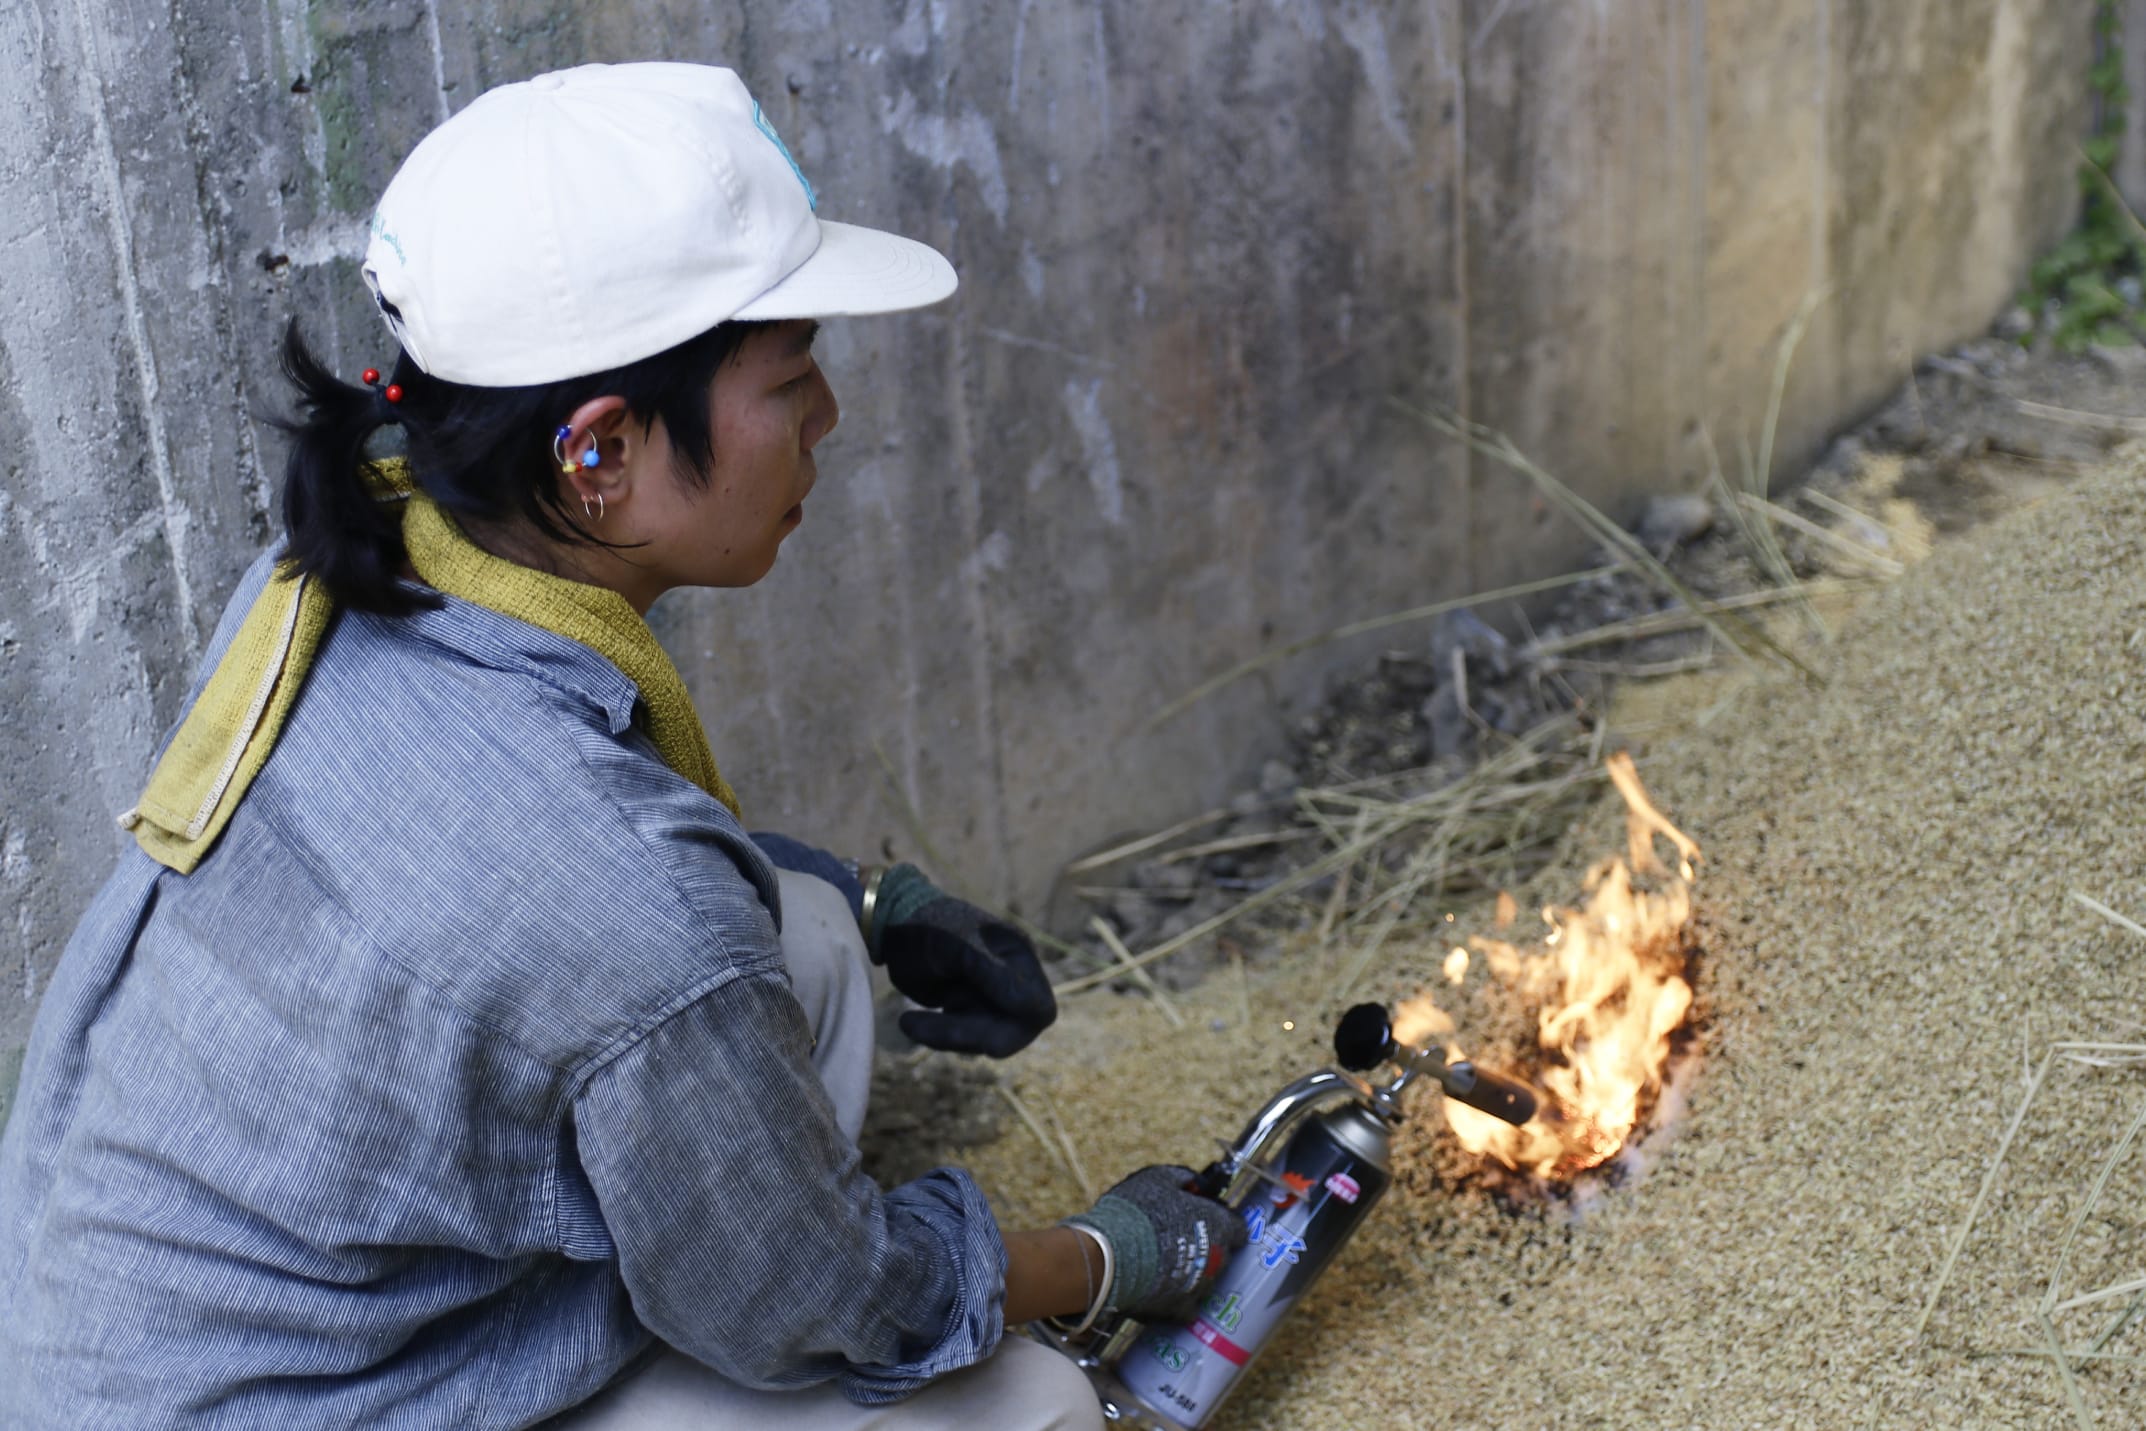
[581,492,605,523]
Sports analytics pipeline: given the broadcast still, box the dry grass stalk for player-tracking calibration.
[1056,714,1599,996]
[1397,401,1822,684]
[1981,1347,2146,1368]
[1801,487,1904,547]
[2040,1083,2146,1381]
[1314,811,1367,943]
[2071,891,2146,943]
[2090,1294,2146,1353]
[1735,491,1905,576]
[1146,565,1620,731]
[1051,809,1416,994]
[2038,1307,2094,1430]
[1550,652,1722,680]
[1917,1012,2146,1427]
[1704,424,1820,638]
[1525,580,1867,660]
[1917,1046,2056,1339]
[2052,1275,2146,1316]
[996,1081,1082,1195]
[1154,827,1314,866]
[2009,396,2146,436]
[1038,1095,1096,1203]
[1059,710,1609,1007]
[1754,288,1829,506]
[1334,830,1451,1002]
[1090,917,1185,1028]
[1065,806,1239,875]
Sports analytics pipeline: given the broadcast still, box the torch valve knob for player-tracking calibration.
[1334,1003,1396,1071]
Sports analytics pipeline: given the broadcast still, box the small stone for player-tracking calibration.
[1636,493,1716,554]
[1430,610,1514,681]
[1257,760,1298,798]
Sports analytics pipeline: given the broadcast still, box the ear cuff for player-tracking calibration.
[553,424,600,475]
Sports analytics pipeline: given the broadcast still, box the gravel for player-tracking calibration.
[915,453,2146,1427]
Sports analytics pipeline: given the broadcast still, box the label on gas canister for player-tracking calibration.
[1109,1119,1390,1427]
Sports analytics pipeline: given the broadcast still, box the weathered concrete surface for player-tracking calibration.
[2119,0,2146,210]
[0,0,2096,1070]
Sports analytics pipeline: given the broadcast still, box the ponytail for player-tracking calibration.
[274,321,434,616]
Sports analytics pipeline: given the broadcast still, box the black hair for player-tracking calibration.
[273,317,768,615]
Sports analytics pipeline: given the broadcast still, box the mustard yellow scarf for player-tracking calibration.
[122,460,740,874]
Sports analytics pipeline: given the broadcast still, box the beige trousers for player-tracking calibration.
[548,870,1103,1431]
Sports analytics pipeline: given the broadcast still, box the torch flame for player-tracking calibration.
[1398,752,1698,1180]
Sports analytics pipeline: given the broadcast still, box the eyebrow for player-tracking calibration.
[783,321,821,358]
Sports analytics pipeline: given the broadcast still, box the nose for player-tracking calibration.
[804,365,839,450]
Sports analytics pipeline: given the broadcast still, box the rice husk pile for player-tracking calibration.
[926,455,2146,1427]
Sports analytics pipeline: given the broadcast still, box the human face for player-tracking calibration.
[583,320,839,606]
[683,319,839,587]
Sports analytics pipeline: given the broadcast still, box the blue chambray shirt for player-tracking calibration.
[0,552,1008,1428]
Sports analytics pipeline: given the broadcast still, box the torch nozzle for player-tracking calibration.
[1438,1060,1538,1126]
[1334,1003,1541,1127]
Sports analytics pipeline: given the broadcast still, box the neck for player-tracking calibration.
[459,517,664,616]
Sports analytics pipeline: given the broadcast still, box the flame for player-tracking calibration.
[1398,752,1698,1180]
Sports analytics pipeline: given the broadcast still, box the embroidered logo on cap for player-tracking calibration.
[751,102,817,211]
[369,212,408,265]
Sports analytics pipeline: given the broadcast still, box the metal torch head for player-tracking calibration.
[1333,1002,1541,1128]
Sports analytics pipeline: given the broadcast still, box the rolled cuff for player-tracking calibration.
[839,1167,1009,1405]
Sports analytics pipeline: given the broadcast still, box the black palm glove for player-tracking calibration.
[1063,1165,1248,1323]
[871,864,1057,1057]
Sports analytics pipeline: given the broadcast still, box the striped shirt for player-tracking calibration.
[0,551,1006,1428]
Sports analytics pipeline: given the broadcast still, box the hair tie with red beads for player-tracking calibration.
[360,367,404,406]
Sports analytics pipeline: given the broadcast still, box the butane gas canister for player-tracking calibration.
[1108,1103,1392,1428]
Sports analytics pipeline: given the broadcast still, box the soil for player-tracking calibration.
[861,318,2146,1427]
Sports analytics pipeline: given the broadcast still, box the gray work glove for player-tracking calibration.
[1062,1165,1248,1323]
[872,864,1057,1058]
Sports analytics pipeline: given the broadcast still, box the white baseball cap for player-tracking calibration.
[361,62,957,386]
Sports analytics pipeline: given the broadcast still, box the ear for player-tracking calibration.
[557,396,634,508]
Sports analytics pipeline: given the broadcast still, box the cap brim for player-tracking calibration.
[732,220,957,321]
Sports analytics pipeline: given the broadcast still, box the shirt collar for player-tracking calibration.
[389,584,646,735]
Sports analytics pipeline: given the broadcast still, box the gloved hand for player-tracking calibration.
[1062,1165,1248,1323]
[871,864,1057,1058]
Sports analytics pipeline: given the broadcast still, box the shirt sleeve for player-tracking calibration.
[748,831,865,921]
[571,969,1007,1404]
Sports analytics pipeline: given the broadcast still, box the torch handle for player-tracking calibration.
[1441,1062,1539,1126]
[1186,1160,1231,1199]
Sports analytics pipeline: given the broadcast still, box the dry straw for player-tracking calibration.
[1916,893,2146,1428]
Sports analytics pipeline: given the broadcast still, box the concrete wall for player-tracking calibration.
[0,0,2094,1073]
